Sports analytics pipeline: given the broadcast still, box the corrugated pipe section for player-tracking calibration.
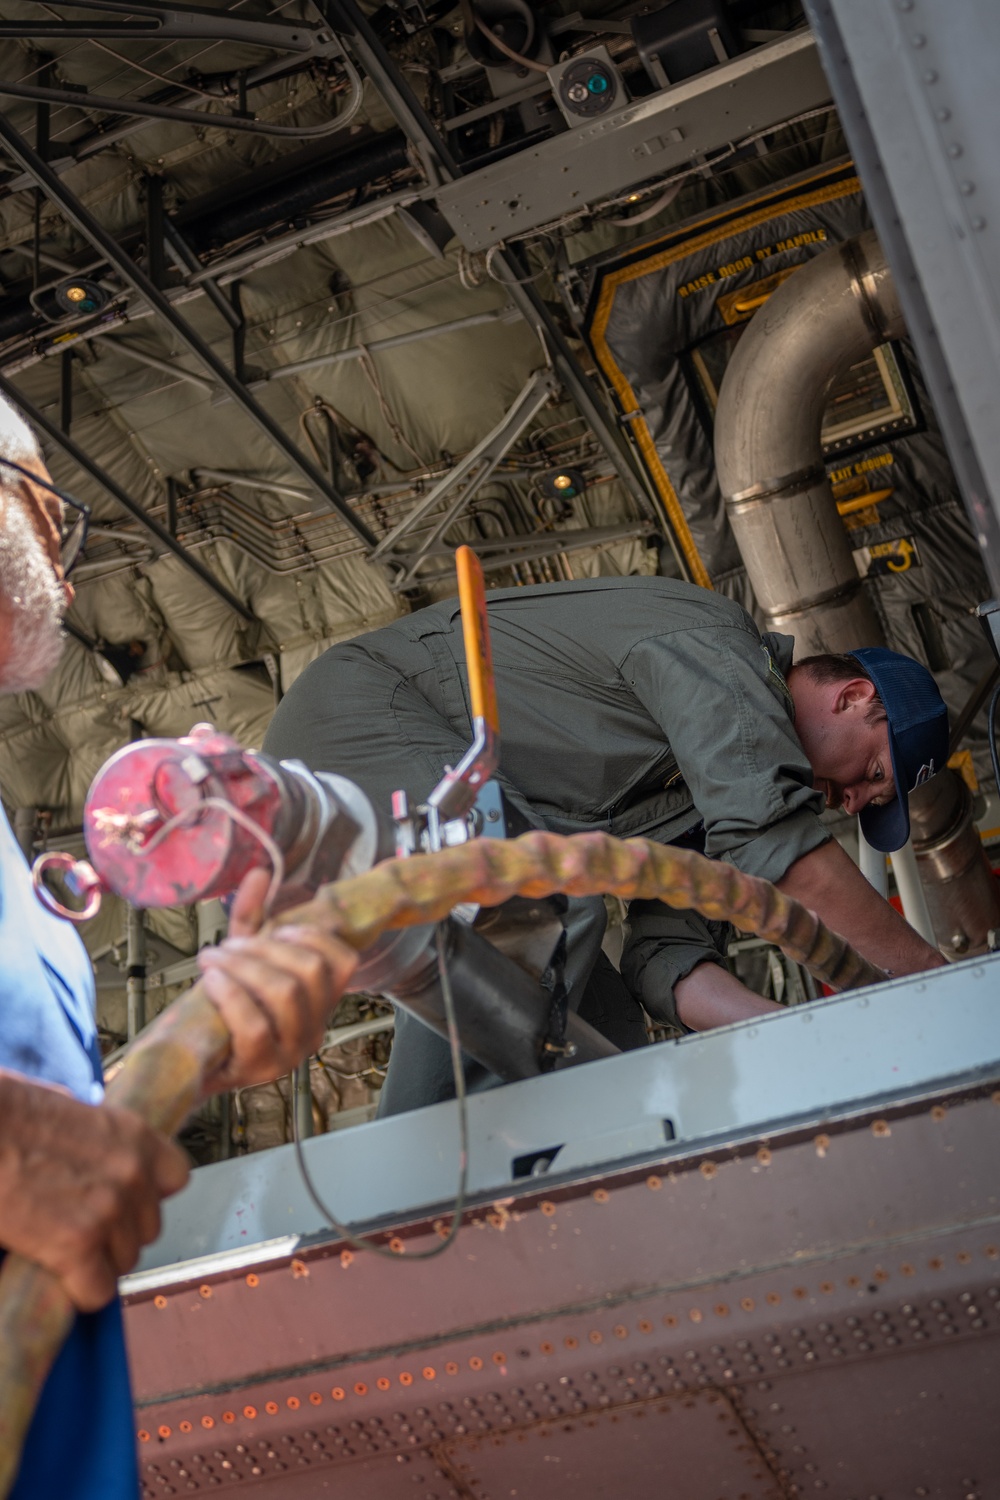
[714,228,895,655]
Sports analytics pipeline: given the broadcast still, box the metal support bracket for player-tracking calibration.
[0,0,340,55]
[319,0,662,537]
[371,369,558,587]
[0,369,256,624]
[0,113,380,550]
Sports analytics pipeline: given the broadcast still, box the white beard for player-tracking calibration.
[0,492,66,691]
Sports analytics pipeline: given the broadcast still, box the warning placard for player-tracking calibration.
[852,536,921,578]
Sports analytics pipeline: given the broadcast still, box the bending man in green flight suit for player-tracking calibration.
[263,576,948,1113]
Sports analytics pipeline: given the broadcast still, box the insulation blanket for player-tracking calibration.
[582,162,995,763]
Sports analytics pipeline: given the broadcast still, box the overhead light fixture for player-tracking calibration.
[54,276,109,317]
[539,466,587,501]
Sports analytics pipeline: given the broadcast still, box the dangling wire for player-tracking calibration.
[290,920,469,1260]
[132,796,287,915]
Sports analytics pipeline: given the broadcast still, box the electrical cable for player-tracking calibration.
[608,179,683,227]
[289,921,469,1260]
[485,239,558,285]
[0,52,367,140]
[459,0,549,74]
[124,794,287,914]
[988,680,1000,800]
[88,38,221,101]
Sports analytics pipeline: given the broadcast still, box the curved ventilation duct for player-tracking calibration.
[715,229,1000,955]
[714,228,899,655]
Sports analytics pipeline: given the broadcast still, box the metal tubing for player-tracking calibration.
[0,115,379,549]
[162,218,242,332]
[185,188,420,286]
[714,230,902,652]
[908,769,1000,957]
[0,70,365,140]
[712,225,996,951]
[0,369,256,622]
[0,0,329,51]
[240,308,521,387]
[888,840,937,949]
[293,1060,314,1140]
[371,369,558,580]
[319,0,662,536]
[858,829,888,899]
[95,335,215,393]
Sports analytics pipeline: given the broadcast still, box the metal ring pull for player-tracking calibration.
[31,851,104,923]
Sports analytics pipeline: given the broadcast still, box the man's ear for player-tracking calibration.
[834,677,879,715]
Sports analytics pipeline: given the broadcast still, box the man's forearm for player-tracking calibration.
[777,838,944,975]
[674,964,782,1030]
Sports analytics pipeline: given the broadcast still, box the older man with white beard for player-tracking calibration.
[0,393,359,1500]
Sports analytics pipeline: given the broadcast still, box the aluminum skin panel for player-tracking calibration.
[127,1085,1000,1497]
[434,32,832,254]
[137,953,1000,1271]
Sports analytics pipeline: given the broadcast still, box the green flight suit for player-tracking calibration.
[263,577,829,1109]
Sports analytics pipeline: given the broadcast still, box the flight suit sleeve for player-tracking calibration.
[619,900,730,1030]
[620,622,829,885]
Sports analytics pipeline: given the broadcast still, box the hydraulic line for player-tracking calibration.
[0,828,882,1490]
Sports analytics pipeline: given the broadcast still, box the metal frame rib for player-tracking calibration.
[0,371,256,623]
[319,0,664,542]
[0,114,379,549]
[372,369,558,586]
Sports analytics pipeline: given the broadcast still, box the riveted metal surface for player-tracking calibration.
[441,1389,779,1498]
[128,1086,1000,1494]
[126,1089,1000,1400]
[741,1337,1000,1496]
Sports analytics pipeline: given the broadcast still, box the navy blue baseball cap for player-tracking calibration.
[846,647,950,853]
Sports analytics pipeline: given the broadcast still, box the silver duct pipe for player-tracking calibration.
[909,770,1000,957]
[714,229,901,653]
[714,229,1000,955]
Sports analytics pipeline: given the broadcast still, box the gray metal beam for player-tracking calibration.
[0,0,332,52]
[0,114,380,549]
[322,0,664,538]
[803,0,1000,597]
[0,370,256,623]
[434,32,832,252]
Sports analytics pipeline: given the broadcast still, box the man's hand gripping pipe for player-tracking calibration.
[0,829,883,1496]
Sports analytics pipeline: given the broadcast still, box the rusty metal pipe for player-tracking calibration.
[0,829,884,1493]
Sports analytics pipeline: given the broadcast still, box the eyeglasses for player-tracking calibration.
[0,455,91,576]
